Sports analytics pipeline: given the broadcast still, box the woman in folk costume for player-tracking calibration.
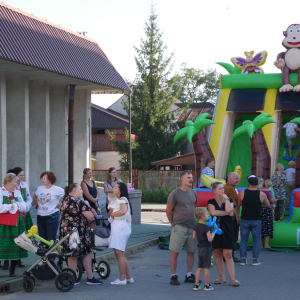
[5,167,33,269]
[0,173,28,277]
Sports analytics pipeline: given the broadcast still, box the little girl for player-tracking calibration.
[265,179,276,220]
[107,193,131,223]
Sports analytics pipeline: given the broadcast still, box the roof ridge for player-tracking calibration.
[0,2,96,44]
[92,103,129,122]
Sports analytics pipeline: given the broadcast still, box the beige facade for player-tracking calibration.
[94,151,123,170]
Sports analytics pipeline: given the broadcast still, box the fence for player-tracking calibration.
[92,170,196,190]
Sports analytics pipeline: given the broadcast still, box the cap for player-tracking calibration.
[246,175,258,185]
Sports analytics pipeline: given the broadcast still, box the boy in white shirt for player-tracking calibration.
[284,160,296,207]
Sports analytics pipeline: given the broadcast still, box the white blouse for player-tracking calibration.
[16,181,33,212]
[0,186,26,213]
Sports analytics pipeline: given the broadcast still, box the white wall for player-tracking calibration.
[0,71,92,194]
[74,88,91,184]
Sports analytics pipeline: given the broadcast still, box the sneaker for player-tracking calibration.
[74,280,80,285]
[127,278,134,284]
[86,277,103,285]
[252,259,261,266]
[204,284,214,291]
[184,274,195,283]
[193,284,201,291]
[170,275,180,285]
[110,279,126,285]
[240,259,247,266]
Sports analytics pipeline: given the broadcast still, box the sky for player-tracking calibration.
[3,0,300,108]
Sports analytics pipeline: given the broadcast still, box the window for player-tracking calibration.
[227,89,267,112]
[275,91,300,111]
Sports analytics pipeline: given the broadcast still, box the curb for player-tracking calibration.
[141,209,166,212]
[0,237,161,294]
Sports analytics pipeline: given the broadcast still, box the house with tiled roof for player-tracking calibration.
[0,3,130,190]
[91,103,136,170]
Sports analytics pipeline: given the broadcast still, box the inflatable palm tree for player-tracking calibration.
[174,113,215,185]
[290,118,300,188]
[232,113,275,179]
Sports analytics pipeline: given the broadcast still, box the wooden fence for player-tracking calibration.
[92,170,196,189]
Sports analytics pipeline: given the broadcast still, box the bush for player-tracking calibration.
[141,188,174,203]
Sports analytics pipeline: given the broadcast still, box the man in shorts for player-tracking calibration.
[166,171,198,285]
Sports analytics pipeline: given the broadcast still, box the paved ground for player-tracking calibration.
[2,243,300,299]
[0,191,170,283]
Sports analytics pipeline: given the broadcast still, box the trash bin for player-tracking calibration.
[128,190,142,224]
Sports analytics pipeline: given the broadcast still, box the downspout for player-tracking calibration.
[68,85,75,184]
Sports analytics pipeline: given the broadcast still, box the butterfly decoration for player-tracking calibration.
[231,51,268,74]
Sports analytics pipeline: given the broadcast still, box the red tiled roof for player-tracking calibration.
[0,3,130,92]
[92,103,130,129]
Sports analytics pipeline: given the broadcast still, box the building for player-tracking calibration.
[91,103,136,170]
[151,102,215,170]
[0,3,130,193]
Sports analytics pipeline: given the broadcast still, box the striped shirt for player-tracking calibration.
[199,167,214,188]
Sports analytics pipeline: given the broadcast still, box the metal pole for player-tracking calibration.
[68,85,75,185]
[129,92,132,183]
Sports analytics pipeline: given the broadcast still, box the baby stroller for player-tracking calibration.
[57,217,111,281]
[14,226,78,293]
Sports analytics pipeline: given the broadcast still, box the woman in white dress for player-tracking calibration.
[109,182,133,285]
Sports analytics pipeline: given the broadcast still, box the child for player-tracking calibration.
[284,160,296,208]
[193,207,215,291]
[107,193,131,223]
[282,116,300,158]
[265,179,276,208]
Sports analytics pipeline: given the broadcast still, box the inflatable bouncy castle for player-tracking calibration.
[175,24,300,247]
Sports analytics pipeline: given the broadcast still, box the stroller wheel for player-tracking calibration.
[23,277,34,293]
[28,275,35,286]
[55,272,75,292]
[61,268,77,281]
[75,264,83,281]
[97,260,110,279]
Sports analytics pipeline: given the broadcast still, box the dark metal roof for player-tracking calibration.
[92,103,129,129]
[176,102,215,122]
[0,3,130,92]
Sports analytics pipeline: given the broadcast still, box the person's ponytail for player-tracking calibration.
[64,183,79,198]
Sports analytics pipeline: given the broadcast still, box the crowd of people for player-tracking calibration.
[0,167,133,286]
[166,155,295,291]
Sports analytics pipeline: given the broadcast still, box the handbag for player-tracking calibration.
[0,211,19,226]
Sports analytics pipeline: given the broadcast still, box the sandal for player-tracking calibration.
[229,279,240,287]
[214,278,226,284]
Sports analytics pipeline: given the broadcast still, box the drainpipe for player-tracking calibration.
[68,85,75,184]
[129,92,132,184]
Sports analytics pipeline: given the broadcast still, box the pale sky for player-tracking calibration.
[3,0,300,108]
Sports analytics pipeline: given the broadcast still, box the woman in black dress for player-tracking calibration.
[81,168,100,228]
[208,182,240,287]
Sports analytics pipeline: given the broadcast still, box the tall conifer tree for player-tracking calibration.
[110,4,184,169]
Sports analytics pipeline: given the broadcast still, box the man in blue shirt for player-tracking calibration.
[199,158,215,188]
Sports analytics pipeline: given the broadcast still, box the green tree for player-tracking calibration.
[232,113,275,179]
[176,63,221,103]
[107,127,138,170]
[111,4,185,170]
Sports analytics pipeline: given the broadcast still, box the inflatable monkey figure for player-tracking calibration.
[274,24,300,92]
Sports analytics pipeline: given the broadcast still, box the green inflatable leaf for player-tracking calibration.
[232,124,248,140]
[247,124,256,139]
[291,117,300,125]
[174,127,188,143]
[187,127,198,143]
[186,121,194,127]
[215,62,242,75]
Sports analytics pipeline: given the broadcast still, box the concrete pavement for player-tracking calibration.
[2,244,300,300]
